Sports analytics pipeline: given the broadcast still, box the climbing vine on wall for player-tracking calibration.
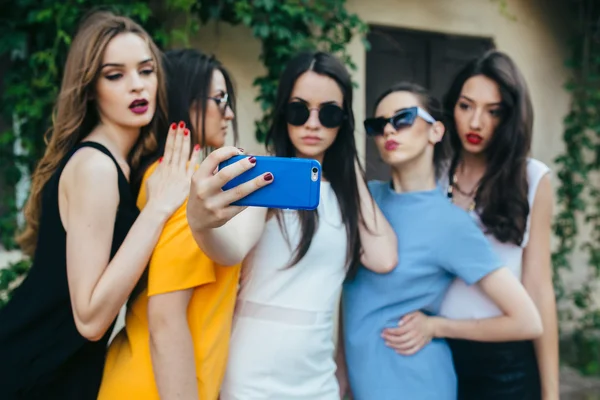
[551,0,600,374]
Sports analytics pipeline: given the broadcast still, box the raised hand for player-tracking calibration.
[145,122,200,217]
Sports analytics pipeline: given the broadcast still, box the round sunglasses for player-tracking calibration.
[285,102,345,129]
[363,106,436,136]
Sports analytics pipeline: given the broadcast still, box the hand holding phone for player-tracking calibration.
[219,155,321,210]
[187,147,273,230]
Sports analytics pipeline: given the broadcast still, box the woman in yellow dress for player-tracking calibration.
[98,49,241,400]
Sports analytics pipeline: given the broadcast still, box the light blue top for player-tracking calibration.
[343,181,504,400]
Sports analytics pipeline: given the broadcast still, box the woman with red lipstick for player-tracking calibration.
[384,51,558,400]
[185,51,397,400]
[0,11,195,400]
[440,50,557,400]
[98,49,241,400]
[343,81,542,400]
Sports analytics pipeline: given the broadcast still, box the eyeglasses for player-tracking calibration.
[285,102,345,129]
[208,93,230,114]
[363,106,436,136]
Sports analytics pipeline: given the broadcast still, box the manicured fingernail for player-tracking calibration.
[170,123,177,130]
[248,156,256,164]
[264,173,273,181]
[194,144,200,151]
[159,157,163,163]
[179,121,185,128]
[184,129,189,136]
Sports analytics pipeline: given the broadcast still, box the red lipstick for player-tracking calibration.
[466,133,483,145]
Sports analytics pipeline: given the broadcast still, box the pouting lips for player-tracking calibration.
[466,133,483,144]
[129,99,148,108]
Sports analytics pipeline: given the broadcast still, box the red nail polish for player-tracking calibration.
[170,123,176,130]
[184,128,190,136]
[248,156,256,164]
[159,157,163,163]
[264,173,273,181]
[179,121,185,128]
[194,144,200,151]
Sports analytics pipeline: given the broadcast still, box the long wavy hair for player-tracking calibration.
[444,50,532,245]
[17,10,167,256]
[133,48,238,192]
[266,51,366,278]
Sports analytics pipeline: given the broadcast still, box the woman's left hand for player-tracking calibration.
[382,311,437,355]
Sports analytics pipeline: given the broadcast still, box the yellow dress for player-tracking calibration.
[97,162,241,400]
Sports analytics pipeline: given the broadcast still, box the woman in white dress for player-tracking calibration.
[185,51,398,399]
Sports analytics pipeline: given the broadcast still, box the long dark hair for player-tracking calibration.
[444,50,532,245]
[129,49,237,305]
[266,51,365,278]
[372,81,449,178]
[133,48,238,192]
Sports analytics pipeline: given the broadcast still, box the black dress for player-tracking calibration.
[448,338,541,400]
[0,142,139,399]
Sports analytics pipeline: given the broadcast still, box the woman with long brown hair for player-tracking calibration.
[0,11,196,399]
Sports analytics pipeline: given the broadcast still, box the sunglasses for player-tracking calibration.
[285,102,345,129]
[208,93,230,115]
[364,106,436,136]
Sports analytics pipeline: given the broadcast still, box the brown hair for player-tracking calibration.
[17,10,167,256]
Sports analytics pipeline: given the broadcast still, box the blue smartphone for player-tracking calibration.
[218,155,321,210]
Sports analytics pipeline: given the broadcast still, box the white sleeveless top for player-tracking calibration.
[221,181,348,400]
[439,158,551,319]
[236,181,348,312]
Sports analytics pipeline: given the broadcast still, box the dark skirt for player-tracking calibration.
[447,339,541,400]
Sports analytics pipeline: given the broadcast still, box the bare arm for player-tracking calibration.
[191,207,268,266]
[383,267,543,355]
[356,166,397,273]
[149,289,198,400]
[187,147,273,265]
[432,267,543,341]
[521,175,559,399]
[65,127,196,340]
[64,153,169,341]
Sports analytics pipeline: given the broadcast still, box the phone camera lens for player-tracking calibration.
[311,167,318,174]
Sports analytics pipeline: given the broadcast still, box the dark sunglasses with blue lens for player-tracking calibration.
[363,106,436,136]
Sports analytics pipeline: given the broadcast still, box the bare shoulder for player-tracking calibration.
[532,174,553,212]
[61,147,119,198]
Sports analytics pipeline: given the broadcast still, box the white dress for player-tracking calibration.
[440,158,551,318]
[220,182,348,400]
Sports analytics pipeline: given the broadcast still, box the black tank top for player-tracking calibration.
[0,142,140,399]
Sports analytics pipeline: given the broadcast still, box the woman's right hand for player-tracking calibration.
[187,146,274,231]
[145,122,200,219]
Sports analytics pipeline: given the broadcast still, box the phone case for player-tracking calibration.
[218,155,321,210]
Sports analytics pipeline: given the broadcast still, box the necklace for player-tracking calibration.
[447,173,477,212]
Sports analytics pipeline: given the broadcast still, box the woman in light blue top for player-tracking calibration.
[341,82,543,400]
